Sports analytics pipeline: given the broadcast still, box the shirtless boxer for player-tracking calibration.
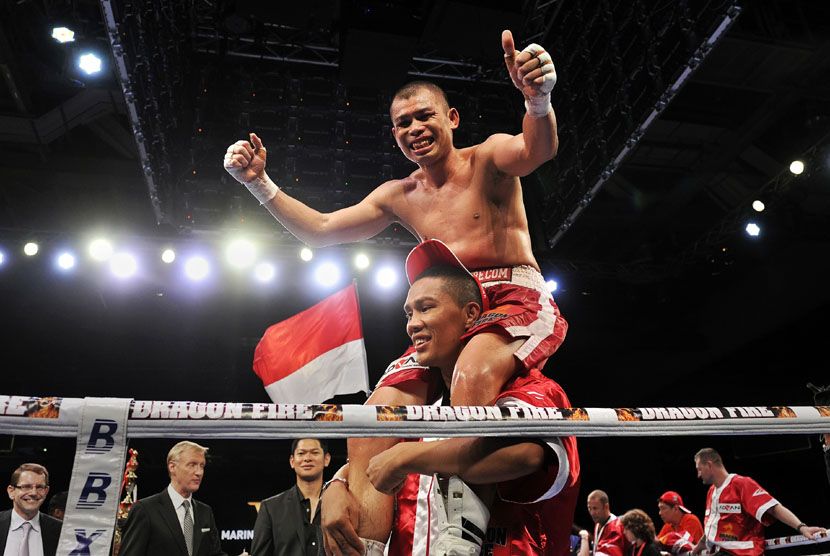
[225,30,566,553]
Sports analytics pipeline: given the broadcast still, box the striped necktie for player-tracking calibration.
[182,500,194,556]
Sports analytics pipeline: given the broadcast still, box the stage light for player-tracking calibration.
[226,239,256,269]
[354,253,370,270]
[314,262,341,288]
[789,160,804,175]
[376,267,397,288]
[110,252,137,278]
[546,279,558,292]
[51,27,75,43]
[254,262,276,283]
[23,242,39,256]
[0,251,5,266]
[161,249,176,263]
[300,247,313,262]
[56,252,76,270]
[78,52,102,75]
[184,256,210,280]
[752,200,765,212]
[89,238,113,261]
[745,222,761,237]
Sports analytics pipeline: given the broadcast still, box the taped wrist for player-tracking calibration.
[244,172,279,205]
[525,93,552,118]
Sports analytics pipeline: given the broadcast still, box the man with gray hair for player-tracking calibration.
[119,441,226,556]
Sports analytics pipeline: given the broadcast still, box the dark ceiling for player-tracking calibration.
[1,0,829,548]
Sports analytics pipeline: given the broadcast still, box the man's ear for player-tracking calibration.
[448,107,460,129]
[324,453,331,468]
[463,301,481,328]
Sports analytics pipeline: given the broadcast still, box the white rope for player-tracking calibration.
[2,395,829,439]
[767,530,830,549]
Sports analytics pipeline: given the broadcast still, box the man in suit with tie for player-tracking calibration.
[118,441,226,556]
[1,463,62,556]
[249,439,330,556]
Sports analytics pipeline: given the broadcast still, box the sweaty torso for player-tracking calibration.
[388,144,539,271]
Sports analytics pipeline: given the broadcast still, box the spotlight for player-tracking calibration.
[300,247,313,262]
[545,279,558,292]
[254,262,276,283]
[78,52,102,75]
[57,252,76,270]
[161,249,176,263]
[751,200,765,213]
[184,256,210,280]
[23,242,39,256]
[226,239,256,269]
[314,262,341,288]
[789,160,804,175]
[354,253,370,270]
[0,251,5,266]
[89,238,113,261]
[376,267,397,288]
[51,27,75,43]
[110,252,137,278]
[745,222,761,237]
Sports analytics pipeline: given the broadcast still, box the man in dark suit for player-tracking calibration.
[2,463,62,556]
[249,439,330,556]
[119,441,226,556]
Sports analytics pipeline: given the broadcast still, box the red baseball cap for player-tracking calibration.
[658,491,691,513]
[405,239,489,312]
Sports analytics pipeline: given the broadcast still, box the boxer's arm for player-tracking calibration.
[348,382,429,543]
[224,133,411,247]
[486,30,558,178]
[366,437,546,494]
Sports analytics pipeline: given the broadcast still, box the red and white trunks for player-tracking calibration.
[376,265,567,390]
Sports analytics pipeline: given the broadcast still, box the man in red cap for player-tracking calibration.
[320,240,580,556]
[656,490,703,553]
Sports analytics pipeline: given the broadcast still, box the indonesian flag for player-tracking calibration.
[253,283,370,403]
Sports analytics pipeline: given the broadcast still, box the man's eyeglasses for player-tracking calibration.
[11,484,48,493]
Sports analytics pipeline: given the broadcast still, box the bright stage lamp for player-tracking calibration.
[184,256,210,280]
[546,279,558,292]
[57,252,76,270]
[254,262,276,283]
[23,242,39,256]
[354,253,370,270]
[51,27,75,43]
[789,160,804,175]
[376,267,397,288]
[89,238,113,261]
[314,262,340,287]
[161,249,176,263]
[300,247,313,262]
[110,252,137,278]
[745,223,761,237]
[78,52,102,75]
[226,239,256,269]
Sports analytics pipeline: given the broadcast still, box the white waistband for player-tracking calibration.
[471,265,548,292]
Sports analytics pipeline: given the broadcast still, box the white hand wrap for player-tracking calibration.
[522,43,556,118]
[244,172,279,205]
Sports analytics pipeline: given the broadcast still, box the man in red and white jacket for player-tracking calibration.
[576,490,629,556]
[691,447,825,556]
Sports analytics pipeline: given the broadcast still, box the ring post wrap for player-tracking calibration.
[57,397,131,556]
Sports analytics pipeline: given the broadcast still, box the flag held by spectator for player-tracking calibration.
[253,282,370,403]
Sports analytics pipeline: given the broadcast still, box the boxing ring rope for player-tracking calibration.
[3,395,827,556]
[2,396,829,439]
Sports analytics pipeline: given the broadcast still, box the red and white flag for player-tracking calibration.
[253,283,370,403]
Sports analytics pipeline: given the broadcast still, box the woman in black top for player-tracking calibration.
[620,509,663,556]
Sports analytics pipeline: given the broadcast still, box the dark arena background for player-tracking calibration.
[1,0,829,554]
